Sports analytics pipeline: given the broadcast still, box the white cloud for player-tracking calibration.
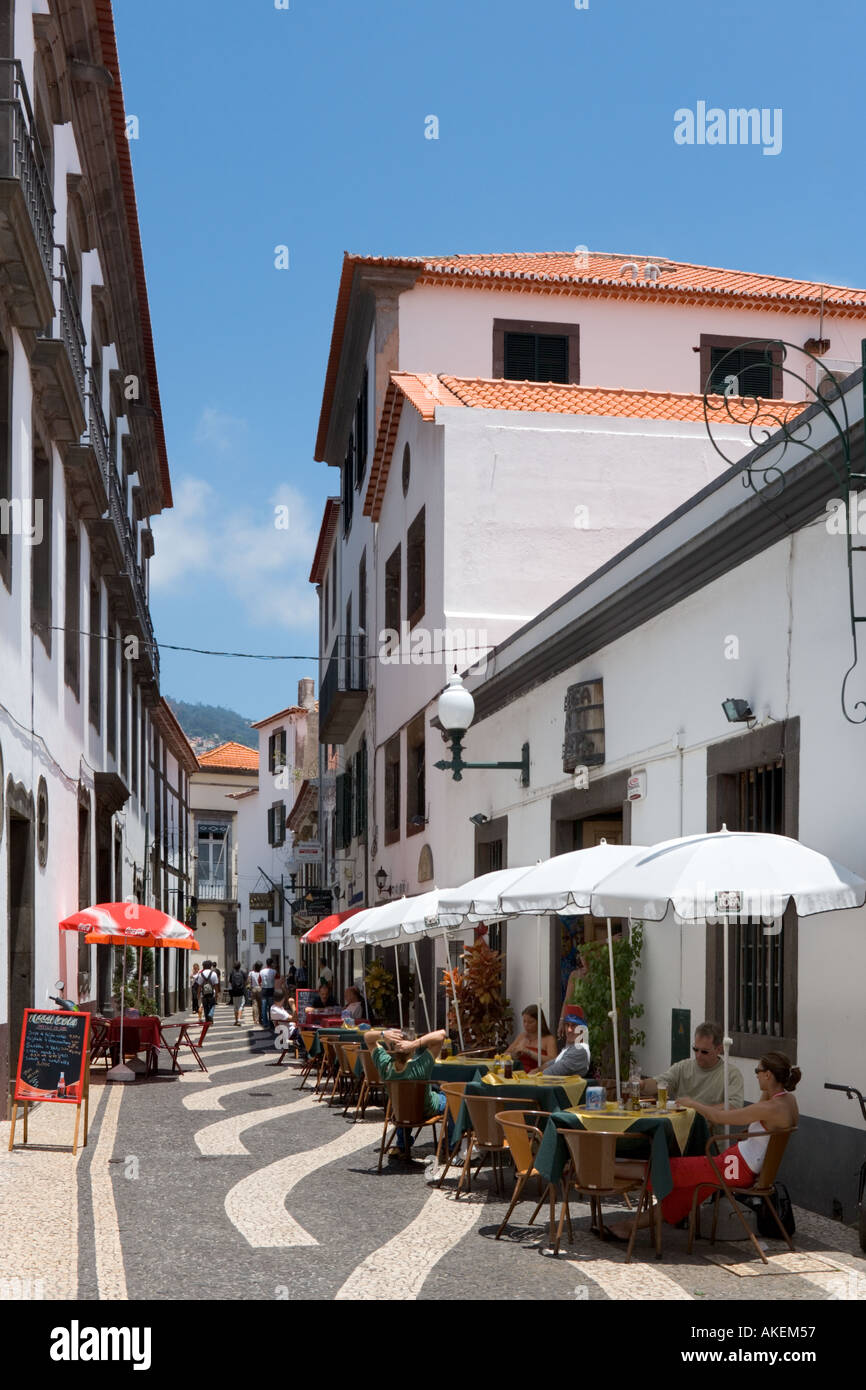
[150,477,319,633]
[194,406,247,453]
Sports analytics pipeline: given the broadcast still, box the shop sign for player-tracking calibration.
[562,679,605,772]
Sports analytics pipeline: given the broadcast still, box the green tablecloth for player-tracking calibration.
[451,1079,581,1146]
[352,1056,491,1083]
[534,1108,710,1201]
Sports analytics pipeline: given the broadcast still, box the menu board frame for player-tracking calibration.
[8,1008,91,1155]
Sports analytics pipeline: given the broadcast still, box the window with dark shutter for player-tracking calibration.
[335,773,346,849]
[342,442,354,534]
[406,715,425,834]
[357,739,368,838]
[384,734,400,846]
[268,733,276,773]
[407,508,425,629]
[701,336,782,400]
[385,545,401,637]
[267,806,275,845]
[354,367,369,489]
[504,331,569,383]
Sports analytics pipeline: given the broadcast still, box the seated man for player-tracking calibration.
[270,991,308,1059]
[365,1026,449,1154]
[313,982,335,1012]
[542,1014,590,1077]
[641,1020,744,1114]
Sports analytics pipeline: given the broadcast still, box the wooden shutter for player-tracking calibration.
[267,806,275,845]
[335,773,346,849]
[536,333,569,382]
[268,733,276,773]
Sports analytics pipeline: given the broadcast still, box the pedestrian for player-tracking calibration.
[286,962,297,993]
[191,963,201,1019]
[296,960,308,988]
[199,960,219,1025]
[249,961,262,1025]
[228,960,247,1026]
[260,957,276,1029]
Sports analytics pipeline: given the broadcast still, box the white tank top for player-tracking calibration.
[737,1092,787,1173]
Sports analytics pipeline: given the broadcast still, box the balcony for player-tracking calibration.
[32,248,87,440]
[103,467,159,684]
[65,373,109,519]
[195,878,238,905]
[0,60,54,328]
[319,635,368,743]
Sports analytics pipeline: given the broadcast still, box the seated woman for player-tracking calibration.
[341,985,364,1023]
[509,1005,557,1074]
[608,1051,800,1240]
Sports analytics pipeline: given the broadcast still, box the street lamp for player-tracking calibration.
[434,672,530,785]
[374,866,390,895]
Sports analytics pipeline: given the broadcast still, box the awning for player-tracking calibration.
[300,906,363,945]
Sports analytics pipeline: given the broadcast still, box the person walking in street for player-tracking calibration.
[199,961,219,1025]
[286,962,297,994]
[249,961,262,1025]
[228,961,247,1025]
[296,960,308,988]
[191,963,201,1019]
[260,958,276,1029]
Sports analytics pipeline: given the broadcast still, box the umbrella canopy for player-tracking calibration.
[300,906,363,945]
[497,843,649,916]
[590,829,866,921]
[60,904,199,950]
[431,866,536,925]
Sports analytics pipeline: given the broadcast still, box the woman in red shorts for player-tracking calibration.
[609,1051,799,1239]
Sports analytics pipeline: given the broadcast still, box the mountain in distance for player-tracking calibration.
[167,699,257,754]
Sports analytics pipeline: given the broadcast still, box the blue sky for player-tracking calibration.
[113,0,866,721]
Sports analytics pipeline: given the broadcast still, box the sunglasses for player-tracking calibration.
[692,1046,714,1056]
[754,1066,768,1075]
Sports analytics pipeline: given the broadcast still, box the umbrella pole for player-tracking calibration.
[723,913,731,1111]
[447,937,465,1053]
[410,941,431,1032]
[107,946,135,1084]
[394,947,404,1029]
[136,945,144,1010]
[537,917,543,1069]
[607,918,622,1106]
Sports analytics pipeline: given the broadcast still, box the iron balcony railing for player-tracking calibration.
[320,635,367,729]
[57,246,86,406]
[0,59,54,289]
[83,369,110,483]
[107,466,158,680]
[195,878,238,903]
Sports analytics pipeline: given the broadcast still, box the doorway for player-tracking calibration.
[6,810,34,1110]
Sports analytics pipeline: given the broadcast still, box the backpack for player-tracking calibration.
[753,1182,796,1238]
[230,969,245,991]
[201,970,215,997]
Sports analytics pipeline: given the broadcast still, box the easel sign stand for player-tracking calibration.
[8,1009,91,1155]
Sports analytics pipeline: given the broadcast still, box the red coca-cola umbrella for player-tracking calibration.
[60,905,199,1082]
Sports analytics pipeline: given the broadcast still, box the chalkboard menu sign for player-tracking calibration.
[14,1009,90,1103]
[295,989,318,1015]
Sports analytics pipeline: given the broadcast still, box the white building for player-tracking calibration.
[234,681,318,972]
[311,249,866,1019]
[0,0,180,1105]
[436,364,866,1217]
[189,741,258,978]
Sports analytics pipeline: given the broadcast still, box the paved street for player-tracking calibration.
[2,1004,865,1304]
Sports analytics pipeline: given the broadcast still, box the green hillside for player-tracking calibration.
[167,699,257,750]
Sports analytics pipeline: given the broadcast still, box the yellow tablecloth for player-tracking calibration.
[441,1055,499,1066]
[567,1104,695,1153]
[484,1073,587,1107]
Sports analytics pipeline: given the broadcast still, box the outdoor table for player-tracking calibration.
[430,1060,491,1082]
[107,1016,162,1074]
[451,1077,588,1147]
[309,1027,366,1059]
[533,1105,709,1200]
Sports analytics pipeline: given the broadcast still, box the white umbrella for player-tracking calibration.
[591,827,866,1107]
[497,842,649,1094]
[337,895,442,1037]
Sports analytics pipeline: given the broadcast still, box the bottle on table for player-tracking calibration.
[503,1053,514,1079]
[57,1071,66,1098]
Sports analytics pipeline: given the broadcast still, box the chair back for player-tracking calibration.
[299,1030,315,1053]
[464,1094,510,1148]
[560,1128,618,1189]
[440,1082,467,1124]
[387,1079,430,1127]
[755,1128,796,1188]
[340,1043,360,1075]
[495,1111,544,1175]
[360,1048,381,1083]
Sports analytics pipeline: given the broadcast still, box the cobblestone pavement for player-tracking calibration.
[2,1004,865,1303]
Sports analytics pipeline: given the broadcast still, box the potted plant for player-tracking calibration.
[569,920,646,1086]
[444,939,512,1051]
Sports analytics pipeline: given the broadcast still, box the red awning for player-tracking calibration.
[300,906,363,945]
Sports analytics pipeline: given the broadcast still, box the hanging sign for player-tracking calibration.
[715,891,742,914]
[9,1009,91,1154]
[562,679,605,772]
[627,771,646,801]
[249,893,273,911]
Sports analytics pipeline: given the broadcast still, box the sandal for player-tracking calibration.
[596,1225,629,1244]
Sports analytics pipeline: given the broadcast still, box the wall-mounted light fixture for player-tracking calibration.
[434,673,529,785]
[722,698,755,725]
[469,813,489,826]
[374,865,390,896]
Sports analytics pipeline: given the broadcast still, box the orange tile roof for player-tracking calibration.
[317,250,866,462]
[250,704,313,729]
[198,741,259,771]
[363,373,803,521]
[309,498,341,585]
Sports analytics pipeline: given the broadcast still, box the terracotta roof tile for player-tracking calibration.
[317,250,866,462]
[363,372,803,521]
[309,498,341,585]
[198,741,259,771]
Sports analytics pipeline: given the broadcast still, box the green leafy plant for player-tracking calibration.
[445,940,512,1051]
[364,957,396,1023]
[113,946,158,1016]
[570,921,646,1079]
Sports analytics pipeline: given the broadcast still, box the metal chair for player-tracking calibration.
[295,1031,318,1090]
[455,1094,512,1199]
[687,1129,797,1265]
[315,1038,338,1099]
[377,1080,441,1172]
[554,1127,658,1260]
[434,1082,467,1174]
[495,1110,571,1245]
[158,1019,211,1074]
[354,1046,387,1121]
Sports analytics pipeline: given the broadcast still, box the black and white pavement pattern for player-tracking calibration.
[2,1003,865,1303]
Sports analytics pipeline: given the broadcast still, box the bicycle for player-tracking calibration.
[824,1081,866,1251]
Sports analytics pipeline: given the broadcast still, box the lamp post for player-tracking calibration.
[433,673,529,785]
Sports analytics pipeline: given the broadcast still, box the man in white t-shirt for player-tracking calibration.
[259,958,276,1029]
[248,962,262,1024]
[198,961,219,1024]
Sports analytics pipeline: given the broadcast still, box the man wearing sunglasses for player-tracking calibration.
[641,1021,744,1110]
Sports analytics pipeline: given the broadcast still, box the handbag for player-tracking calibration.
[754,1182,796,1238]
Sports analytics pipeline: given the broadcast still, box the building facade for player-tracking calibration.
[189,740,258,978]
[0,0,178,1110]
